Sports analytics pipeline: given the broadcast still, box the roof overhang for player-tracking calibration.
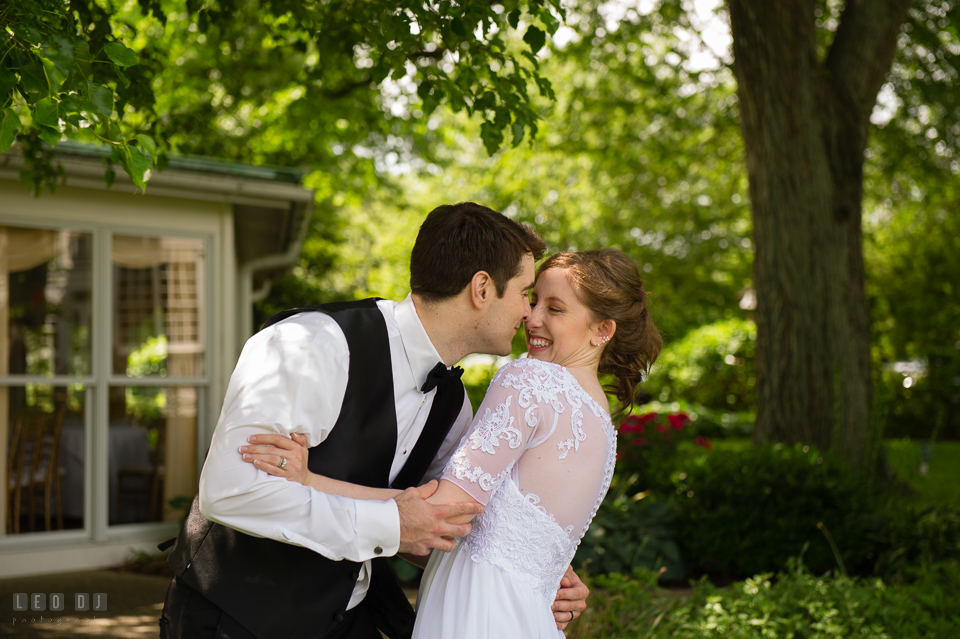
[0,145,314,287]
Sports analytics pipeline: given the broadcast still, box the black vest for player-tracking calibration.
[167,299,465,639]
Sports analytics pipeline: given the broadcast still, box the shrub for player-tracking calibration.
[616,411,705,494]
[646,318,756,412]
[566,559,960,639]
[671,443,871,579]
[869,503,960,582]
[576,496,686,581]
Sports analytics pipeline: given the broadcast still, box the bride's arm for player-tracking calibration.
[240,433,402,501]
[426,479,481,525]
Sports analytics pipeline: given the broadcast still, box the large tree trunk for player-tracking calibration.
[725,0,911,475]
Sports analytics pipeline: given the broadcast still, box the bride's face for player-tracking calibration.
[524,267,604,369]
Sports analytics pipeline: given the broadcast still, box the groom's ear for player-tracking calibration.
[469,271,493,309]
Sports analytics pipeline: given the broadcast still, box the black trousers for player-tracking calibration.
[159,577,382,639]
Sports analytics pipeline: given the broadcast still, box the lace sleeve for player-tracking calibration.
[441,360,545,505]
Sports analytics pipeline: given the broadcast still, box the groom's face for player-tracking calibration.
[480,253,536,355]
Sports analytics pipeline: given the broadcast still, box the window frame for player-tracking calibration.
[0,213,216,549]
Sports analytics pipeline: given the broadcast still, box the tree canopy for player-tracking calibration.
[1,0,566,191]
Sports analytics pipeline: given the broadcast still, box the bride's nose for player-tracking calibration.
[525,304,544,327]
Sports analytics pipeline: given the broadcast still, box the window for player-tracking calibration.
[1,222,209,537]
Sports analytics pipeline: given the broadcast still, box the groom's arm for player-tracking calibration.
[198,314,402,563]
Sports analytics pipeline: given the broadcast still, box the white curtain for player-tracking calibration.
[111,235,164,269]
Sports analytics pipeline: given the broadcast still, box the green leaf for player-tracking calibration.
[34,98,60,129]
[59,95,84,126]
[538,7,560,34]
[450,18,469,39]
[0,108,22,153]
[40,57,67,94]
[523,26,546,55]
[508,9,521,29]
[114,66,130,88]
[480,120,503,154]
[38,126,62,146]
[135,133,157,157]
[39,37,76,92]
[19,57,48,96]
[73,41,93,79]
[122,144,153,190]
[86,82,114,117]
[511,121,525,146]
[104,42,138,67]
[0,67,16,105]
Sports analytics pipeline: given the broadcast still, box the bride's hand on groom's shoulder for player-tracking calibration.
[239,432,311,486]
[395,481,484,555]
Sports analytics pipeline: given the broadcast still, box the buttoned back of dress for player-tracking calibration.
[442,357,616,602]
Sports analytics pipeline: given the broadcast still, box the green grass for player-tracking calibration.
[885,439,960,510]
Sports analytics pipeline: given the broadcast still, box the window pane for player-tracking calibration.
[109,385,198,525]
[0,225,92,377]
[112,235,205,378]
[3,383,86,534]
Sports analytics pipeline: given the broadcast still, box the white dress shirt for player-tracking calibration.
[199,295,473,608]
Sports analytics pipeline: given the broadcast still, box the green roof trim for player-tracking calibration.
[52,140,305,185]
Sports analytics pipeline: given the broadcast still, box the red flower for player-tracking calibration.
[668,413,690,431]
[695,436,712,450]
[655,423,668,433]
[619,416,645,434]
[638,413,659,424]
[632,437,649,446]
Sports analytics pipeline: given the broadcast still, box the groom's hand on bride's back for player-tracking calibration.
[395,480,483,554]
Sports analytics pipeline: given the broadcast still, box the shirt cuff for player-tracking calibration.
[276,526,343,560]
[355,498,400,559]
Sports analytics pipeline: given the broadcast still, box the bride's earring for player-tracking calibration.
[592,335,610,347]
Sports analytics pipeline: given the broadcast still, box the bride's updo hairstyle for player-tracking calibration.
[537,249,662,420]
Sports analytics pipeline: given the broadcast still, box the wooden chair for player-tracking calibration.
[5,413,26,534]
[9,404,67,532]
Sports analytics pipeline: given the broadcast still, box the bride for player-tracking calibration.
[242,249,660,636]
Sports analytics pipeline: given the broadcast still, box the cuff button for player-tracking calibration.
[374,545,383,555]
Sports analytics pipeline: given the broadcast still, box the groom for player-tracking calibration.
[160,203,588,639]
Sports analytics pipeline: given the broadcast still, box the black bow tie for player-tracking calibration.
[420,362,464,393]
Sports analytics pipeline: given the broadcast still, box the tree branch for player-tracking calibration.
[825,0,912,123]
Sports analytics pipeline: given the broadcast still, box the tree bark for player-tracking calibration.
[726,0,911,475]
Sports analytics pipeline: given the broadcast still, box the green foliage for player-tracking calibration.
[865,187,960,441]
[124,335,168,424]
[568,560,960,639]
[576,496,686,581]
[862,2,960,443]
[671,444,871,579]
[646,319,756,412]
[0,0,161,191]
[868,502,960,583]
[5,0,572,194]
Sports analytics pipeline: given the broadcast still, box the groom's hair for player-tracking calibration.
[410,202,545,302]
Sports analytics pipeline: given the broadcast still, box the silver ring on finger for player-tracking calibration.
[278,456,288,470]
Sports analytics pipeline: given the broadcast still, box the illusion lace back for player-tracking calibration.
[412,358,616,638]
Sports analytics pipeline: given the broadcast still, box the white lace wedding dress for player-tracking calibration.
[412,358,616,638]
